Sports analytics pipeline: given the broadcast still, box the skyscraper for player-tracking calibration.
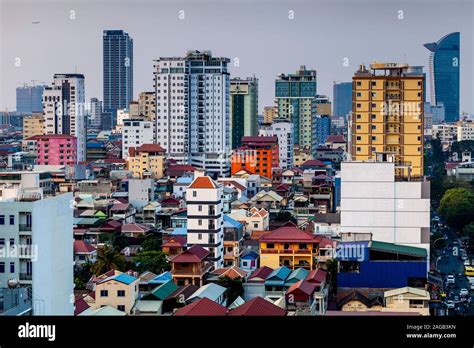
[89,97,102,129]
[351,62,424,178]
[424,32,460,122]
[311,94,332,157]
[275,66,317,160]
[154,50,231,177]
[103,30,134,120]
[42,73,86,161]
[16,85,47,114]
[333,82,352,119]
[230,77,259,149]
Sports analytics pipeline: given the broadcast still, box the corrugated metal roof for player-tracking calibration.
[370,241,427,258]
[188,283,226,302]
[284,268,309,286]
[146,280,178,300]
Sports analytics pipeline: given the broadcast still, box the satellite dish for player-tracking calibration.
[7,278,19,288]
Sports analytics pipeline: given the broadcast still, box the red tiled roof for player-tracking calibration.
[110,203,131,211]
[326,135,345,143]
[189,176,218,189]
[167,165,196,175]
[286,279,317,296]
[173,297,228,316]
[219,180,246,192]
[228,297,286,316]
[163,235,187,247]
[103,158,126,164]
[306,269,327,284]
[315,236,337,248]
[248,266,273,282]
[74,297,90,315]
[73,240,96,254]
[136,143,165,153]
[211,266,247,279]
[301,159,326,167]
[242,136,278,144]
[172,245,210,263]
[35,134,76,140]
[161,197,180,205]
[121,223,151,233]
[250,230,272,241]
[260,226,317,242]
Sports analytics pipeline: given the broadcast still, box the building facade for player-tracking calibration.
[275,66,317,160]
[230,77,259,149]
[103,30,134,118]
[122,119,154,159]
[259,119,293,169]
[127,144,165,179]
[138,91,156,122]
[231,136,279,179]
[89,97,103,129]
[35,134,78,166]
[186,175,224,269]
[42,73,86,162]
[263,106,278,124]
[351,62,424,178]
[333,82,352,119]
[424,32,460,122]
[22,113,44,139]
[311,95,332,157]
[16,85,46,114]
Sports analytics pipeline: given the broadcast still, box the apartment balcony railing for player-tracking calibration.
[19,224,32,232]
[19,273,32,281]
[261,249,312,255]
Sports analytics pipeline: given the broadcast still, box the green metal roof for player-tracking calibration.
[369,241,427,258]
[142,280,178,301]
[284,268,309,286]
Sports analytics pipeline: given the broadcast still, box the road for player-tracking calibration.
[433,217,473,316]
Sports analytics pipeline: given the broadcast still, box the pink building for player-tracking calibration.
[35,134,78,166]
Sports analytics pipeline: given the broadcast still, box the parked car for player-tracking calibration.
[459,288,469,297]
[446,275,455,284]
[445,300,455,308]
[454,295,460,302]
[464,259,471,266]
[471,284,474,291]
[461,254,468,261]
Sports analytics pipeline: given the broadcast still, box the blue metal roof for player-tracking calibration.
[265,266,291,286]
[223,215,243,229]
[241,251,259,260]
[171,227,187,236]
[149,271,172,284]
[113,273,138,285]
[284,268,309,286]
[176,177,193,184]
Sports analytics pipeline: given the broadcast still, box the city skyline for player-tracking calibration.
[1,0,473,114]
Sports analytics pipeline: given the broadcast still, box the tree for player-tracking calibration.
[451,140,474,159]
[218,276,244,306]
[462,223,474,248]
[138,233,162,251]
[90,245,126,275]
[438,188,474,231]
[274,211,297,224]
[132,250,170,274]
[74,261,93,289]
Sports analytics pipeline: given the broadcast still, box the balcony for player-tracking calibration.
[19,224,32,232]
[261,249,312,255]
[19,273,32,281]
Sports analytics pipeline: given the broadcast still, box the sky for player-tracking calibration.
[0,0,473,114]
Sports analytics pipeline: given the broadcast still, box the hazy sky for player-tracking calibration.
[1,0,473,114]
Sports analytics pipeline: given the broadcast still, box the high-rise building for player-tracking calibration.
[311,95,332,157]
[186,175,224,269]
[259,119,293,169]
[424,32,460,122]
[275,66,317,160]
[351,63,424,178]
[103,30,134,119]
[35,134,78,166]
[0,171,74,315]
[230,77,258,149]
[231,136,279,179]
[16,85,47,114]
[42,74,86,162]
[122,119,154,159]
[127,144,166,179]
[138,92,155,122]
[154,50,230,176]
[263,106,278,124]
[22,113,44,139]
[333,82,352,119]
[89,97,102,129]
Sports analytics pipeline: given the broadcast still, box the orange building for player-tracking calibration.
[231,136,279,179]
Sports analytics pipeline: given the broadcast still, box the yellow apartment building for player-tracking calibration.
[351,62,424,178]
[127,144,166,179]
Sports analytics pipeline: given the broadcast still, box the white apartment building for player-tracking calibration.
[457,120,474,141]
[432,123,458,148]
[153,57,188,163]
[154,51,231,176]
[122,119,154,159]
[340,161,430,257]
[186,174,224,269]
[42,74,86,161]
[128,178,155,210]
[259,119,293,168]
[0,171,74,315]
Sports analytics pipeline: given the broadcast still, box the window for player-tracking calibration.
[117,290,125,297]
[10,262,14,273]
[0,239,4,246]
[9,215,14,225]
[9,238,14,246]
[356,136,361,141]
[253,223,258,228]
[100,290,108,297]
[299,243,307,250]
[198,219,202,226]
[117,305,126,312]
[0,262,4,273]
[266,243,275,249]
[192,191,197,197]
[0,215,4,225]
[242,261,248,267]
[198,205,202,212]
[198,234,202,240]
